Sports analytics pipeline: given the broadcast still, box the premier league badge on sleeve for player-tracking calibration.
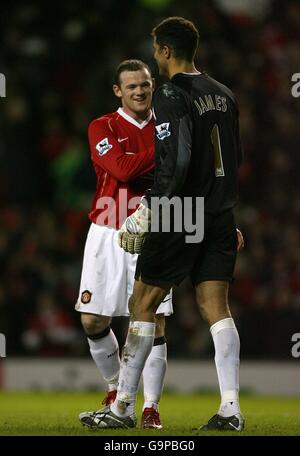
[96,137,113,156]
[155,122,171,140]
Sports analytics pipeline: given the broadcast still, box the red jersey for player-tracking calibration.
[88,108,155,229]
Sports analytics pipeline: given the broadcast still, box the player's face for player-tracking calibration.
[113,69,154,121]
[153,37,168,77]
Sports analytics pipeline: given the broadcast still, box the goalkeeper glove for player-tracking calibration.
[118,203,151,254]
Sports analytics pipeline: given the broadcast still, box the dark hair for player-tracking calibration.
[152,16,199,61]
[114,59,151,85]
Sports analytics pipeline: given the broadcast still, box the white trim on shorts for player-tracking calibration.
[75,223,173,317]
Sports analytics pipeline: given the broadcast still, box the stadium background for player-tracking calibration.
[0,0,299,388]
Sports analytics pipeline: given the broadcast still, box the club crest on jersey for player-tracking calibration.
[96,137,113,156]
[155,122,171,140]
[81,290,92,304]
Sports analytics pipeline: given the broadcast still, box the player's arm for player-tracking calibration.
[236,228,244,252]
[118,86,193,254]
[229,95,243,168]
[88,119,155,182]
[235,110,243,168]
[145,84,192,203]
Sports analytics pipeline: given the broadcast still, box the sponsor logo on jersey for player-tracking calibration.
[81,290,92,304]
[117,137,128,143]
[96,137,113,156]
[155,122,171,140]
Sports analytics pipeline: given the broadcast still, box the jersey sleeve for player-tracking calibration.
[145,84,192,203]
[88,118,155,182]
[235,109,243,168]
[229,93,243,168]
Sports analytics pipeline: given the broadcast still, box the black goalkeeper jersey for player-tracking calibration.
[146,72,243,214]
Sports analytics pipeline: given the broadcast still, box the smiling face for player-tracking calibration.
[113,68,154,121]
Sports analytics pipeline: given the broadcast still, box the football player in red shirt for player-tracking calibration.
[76,60,172,430]
[88,17,245,431]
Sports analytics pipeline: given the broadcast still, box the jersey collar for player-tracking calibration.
[181,71,202,75]
[117,108,152,129]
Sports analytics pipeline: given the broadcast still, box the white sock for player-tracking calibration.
[210,317,241,417]
[111,321,155,418]
[87,329,120,390]
[142,340,167,411]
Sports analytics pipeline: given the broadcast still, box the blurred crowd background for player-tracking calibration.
[0,0,299,360]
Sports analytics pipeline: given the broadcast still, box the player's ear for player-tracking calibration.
[163,45,171,60]
[151,78,156,91]
[113,84,122,99]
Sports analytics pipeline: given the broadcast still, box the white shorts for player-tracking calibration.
[75,223,173,317]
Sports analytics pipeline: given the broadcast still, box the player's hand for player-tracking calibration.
[118,203,151,254]
[236,228,245,252]
[118,231,145,254]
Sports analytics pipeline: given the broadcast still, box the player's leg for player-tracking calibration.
[141,314,167,429]
[192,210,243,430]
[195,280,243,430]
[110,279,171,422]
[81,313,119,402]
[75,223,128,418]
[126,247,172,429]
[89,231,190,428]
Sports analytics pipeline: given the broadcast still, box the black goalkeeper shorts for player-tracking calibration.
[135,209,238,287]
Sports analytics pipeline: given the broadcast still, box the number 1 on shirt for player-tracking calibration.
[211,124,225,177]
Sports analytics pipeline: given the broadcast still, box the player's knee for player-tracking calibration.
[130,298,155,321]
[196,281,230,324]
[129,293,153,315]
[81,313,111,336]
[197,299,219,324]
[197,299,231,326]
[197,299,209,321]
[196,296,219,324]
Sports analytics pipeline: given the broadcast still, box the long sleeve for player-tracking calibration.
[235,112,243,168]
[88,118,154,182]
[145,84,192,203]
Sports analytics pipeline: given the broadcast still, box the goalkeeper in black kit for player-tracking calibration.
[92,16,245,431]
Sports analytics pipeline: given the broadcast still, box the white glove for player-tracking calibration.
[118,204,151,254]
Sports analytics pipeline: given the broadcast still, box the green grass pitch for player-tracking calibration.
[0,391,299,436]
